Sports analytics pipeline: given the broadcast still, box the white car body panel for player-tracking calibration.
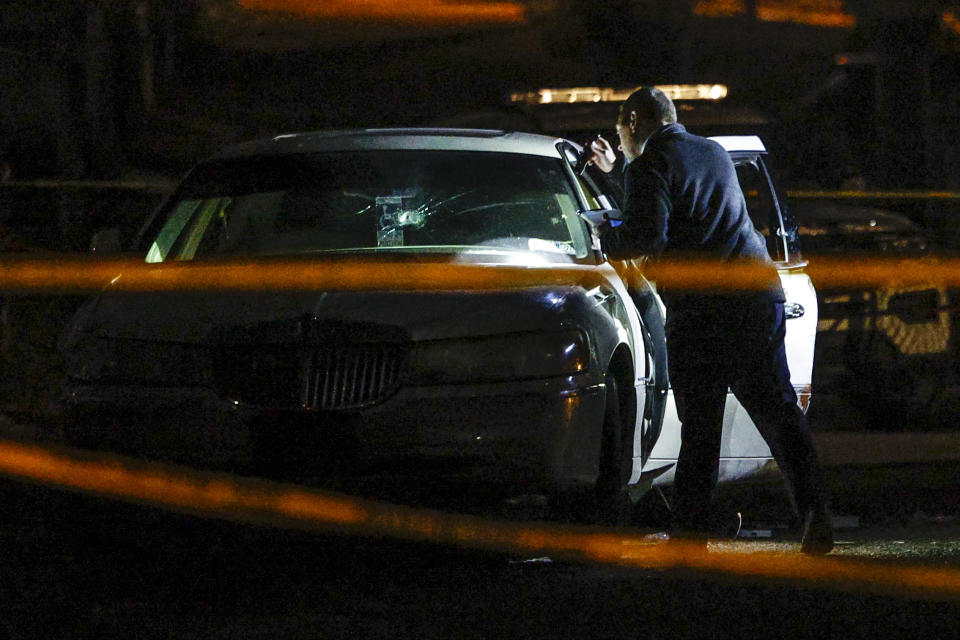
[593,261,650,420]
[709,135,767,153]
[780,271,819,387]
[642,391,777,484]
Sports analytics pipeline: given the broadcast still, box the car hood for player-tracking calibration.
[71,285,589,346]
[794,201,919,235]
[791,201,928,255]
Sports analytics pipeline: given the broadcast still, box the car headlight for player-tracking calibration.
[65,336,209,386]
[409,329,589,384]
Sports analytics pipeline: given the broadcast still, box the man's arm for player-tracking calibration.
[600,160,672,260]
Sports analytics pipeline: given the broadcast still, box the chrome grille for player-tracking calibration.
[216,342,407,410]
[304,344,406,410]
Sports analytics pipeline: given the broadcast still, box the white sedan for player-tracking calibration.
[60,129,817,519]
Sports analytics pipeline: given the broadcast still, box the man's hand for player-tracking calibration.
[579,209,612,234]
[588,136,617,174]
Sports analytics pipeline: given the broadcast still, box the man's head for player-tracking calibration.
[616,87,677,162]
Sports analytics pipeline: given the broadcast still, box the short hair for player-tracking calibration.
[618,87,677,127]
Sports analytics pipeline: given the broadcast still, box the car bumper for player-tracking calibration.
[61,376,607,496]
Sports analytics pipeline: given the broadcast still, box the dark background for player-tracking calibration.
[2,1,959,191]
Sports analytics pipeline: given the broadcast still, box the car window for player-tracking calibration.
[578,163,624,211]
[575,174,601,210]
[733,155,787,262]
[145,150,591,262]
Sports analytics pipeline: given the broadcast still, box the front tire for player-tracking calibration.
[594,372,634,525]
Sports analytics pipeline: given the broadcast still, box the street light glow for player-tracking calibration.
[237,0,526,24]
[694,0,855,28]
[944,10,960,35]
[510,84,730,105]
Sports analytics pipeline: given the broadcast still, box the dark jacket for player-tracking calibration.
[599,123,784,307]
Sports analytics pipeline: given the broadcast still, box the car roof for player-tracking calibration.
[708,135,767,153]
[213,128,768,161]
[214,128,566,160]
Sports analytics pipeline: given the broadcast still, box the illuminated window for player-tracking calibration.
[944,11,960,35]
[510,84,728,105]
[694,0,744,18]
[694,0,855,28]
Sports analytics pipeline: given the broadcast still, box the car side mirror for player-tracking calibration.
[89,227,122,255]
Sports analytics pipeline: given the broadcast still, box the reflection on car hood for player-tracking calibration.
[78,285,585,345]
[70,250,599,344]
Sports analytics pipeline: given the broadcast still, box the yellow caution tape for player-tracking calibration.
[2,179,174,192]
[788,190,960,200]
[0,255,957,294]
[0,437,958,600]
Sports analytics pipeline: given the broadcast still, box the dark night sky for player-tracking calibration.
[1,2,959,189]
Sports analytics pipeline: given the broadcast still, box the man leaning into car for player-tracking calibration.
[587,87,833,554]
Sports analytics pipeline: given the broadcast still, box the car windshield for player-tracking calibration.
[145,149,590,263]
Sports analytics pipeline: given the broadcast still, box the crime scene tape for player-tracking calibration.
[2,178,175,192]
[7,181,960,200]
[1,436,959,601]
[788,189,960,200]
[1,255,959,294]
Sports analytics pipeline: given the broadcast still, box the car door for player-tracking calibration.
[699,144,819,468]
[727,147,818,412]
[569,151,670,468]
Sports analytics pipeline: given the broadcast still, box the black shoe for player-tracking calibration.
[800,508,834,555]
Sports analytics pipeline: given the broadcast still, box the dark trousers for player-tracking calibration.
[666,295,828,531]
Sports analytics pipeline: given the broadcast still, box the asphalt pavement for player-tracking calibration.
[1,476,959,640]
[1,415,959,638]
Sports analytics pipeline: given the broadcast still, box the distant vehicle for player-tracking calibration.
[59,128,817,518]
[792,199,953,427]
[793,200,929,257]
